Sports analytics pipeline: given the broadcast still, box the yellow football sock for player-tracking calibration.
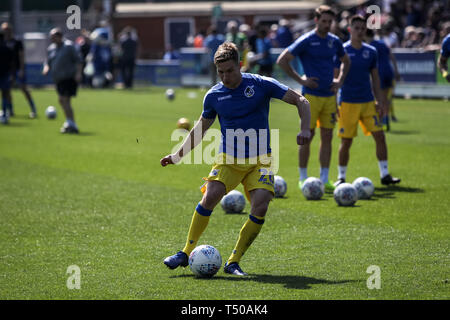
[182,203,212,256]
[227,215,265,264]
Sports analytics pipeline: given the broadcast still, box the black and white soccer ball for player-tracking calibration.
[45,106,57,119]
[220,190,246,213]
[334,183,358,206]
[301,177,324,200]
[352,177,374,199]
[274,175,287,198]
[189,245,222,278]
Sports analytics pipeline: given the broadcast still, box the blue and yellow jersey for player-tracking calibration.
[340,41,378,103]
[202,73,288,158]
[287,30,345,97]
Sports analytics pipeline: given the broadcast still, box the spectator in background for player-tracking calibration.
[0,30,13,124]
[1,22,37,118]
[42,28,82,134]
[276,19,294,48]
[119,26,138,89]
[226,21,247,64]
[254,26,273,77]
[269,24,279,48]
[75,29,92,87]
[401,26,417,48]
[239,23,253,71]
[88,27,113,88]
[163,44,180,61]
[203,25,224,86]
[381,19,400,48]
[193,31,205,48]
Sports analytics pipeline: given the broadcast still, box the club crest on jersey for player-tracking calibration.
[363,50,370,59]
[244,85,255,98]
[328,39,334,48]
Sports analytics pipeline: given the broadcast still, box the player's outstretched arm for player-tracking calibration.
[282,88,311,145]
[160,116,215,167]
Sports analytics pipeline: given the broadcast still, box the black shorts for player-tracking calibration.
[56,78,78,97]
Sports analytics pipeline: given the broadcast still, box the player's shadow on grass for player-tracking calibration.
[372,186,425,200]
[245,274,358,290]
[173,274,358,290]
[76,131,96,136]
[2,122,31,127]
[375,186,425,193]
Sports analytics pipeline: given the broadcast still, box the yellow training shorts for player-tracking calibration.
[200,153,275,201]
[304,94,337,130]
[337,101,383,138]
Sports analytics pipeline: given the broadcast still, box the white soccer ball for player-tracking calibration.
[189,245,222,278]
[352,177,374,199]
[92,75,106,88]
[166,88,175,100]
[220,190,246,213]
[45,106,57,119]
[274,175,287,198]
[301,177,324,200]
[334,183,358,206]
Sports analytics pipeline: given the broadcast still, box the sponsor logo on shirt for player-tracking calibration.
[218,94,232,101]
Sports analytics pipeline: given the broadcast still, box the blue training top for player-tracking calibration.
[369,39,394,85]
[202,73,288,158]
[441,34,450,58]
[340,41,378,103]
[287,30,345,97]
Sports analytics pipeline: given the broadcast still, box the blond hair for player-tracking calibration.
[214,42,240,65]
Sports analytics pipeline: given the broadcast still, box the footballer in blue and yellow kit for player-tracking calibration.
[334,14,400,188]
[277,5,351,190]
[201,72,288,199]
[338,41,383,138]
[161,42,311,276]
[287,30,345,129]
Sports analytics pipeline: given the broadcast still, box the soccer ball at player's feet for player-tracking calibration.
[301,177,324,200]
[274,175,287,198]
[221,190,246,213]
[189,245,222,278]
[352,177,374,199]
[334,183,358,206]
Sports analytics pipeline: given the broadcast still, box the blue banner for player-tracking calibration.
[393,50,437,83]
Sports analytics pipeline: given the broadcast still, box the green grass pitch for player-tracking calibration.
[0,87,448,300]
